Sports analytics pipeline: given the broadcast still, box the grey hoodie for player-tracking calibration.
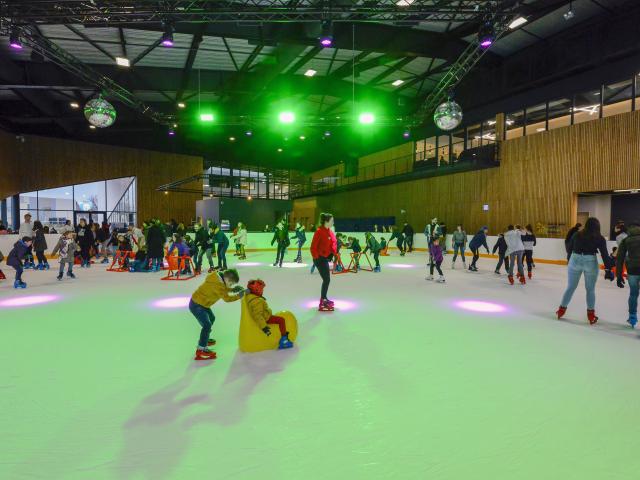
[452,230,467,244]
[51,237,78,264]
[504,229,525,255]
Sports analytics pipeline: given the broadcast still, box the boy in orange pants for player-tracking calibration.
[245,279,294,349]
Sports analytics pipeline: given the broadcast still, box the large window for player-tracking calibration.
[547,97,572,130]
[603,79,632,118]
[17,176,136,227]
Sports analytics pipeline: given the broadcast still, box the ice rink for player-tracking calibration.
[1,250,639,479]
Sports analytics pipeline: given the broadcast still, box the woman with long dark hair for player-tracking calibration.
[556,217,613,324]
[310,212,337,312]
[564,222,582,254]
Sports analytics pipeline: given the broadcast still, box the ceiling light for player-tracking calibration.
[89,125,96,130]
[403,130,410,138]
[229,136,236,142]
[508,16,528,29]
[304,69,317,77]
[319,20,333,47]
[247,195,253,201]
[324,131,331,137]
[278,111,295,124]
[359,112,375,125]
[563,2,575,21]
[177,102,186,108]
[299,135,306,140]
[70,102,79,109]
[116,57,130,67]
[245,130,253,136]
[172,123,177,128]
[200,113,214,122]
[9,26,22,50]
[161,22,174,47]
[392,79,404,87]
[536,128,545,132]
[478,21,495,49]
[396,0,415,6]
[277,148,283,152]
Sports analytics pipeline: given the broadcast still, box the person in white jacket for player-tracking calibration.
[18,213,35,269]
[504,224,526,285]
[230,222,248,260]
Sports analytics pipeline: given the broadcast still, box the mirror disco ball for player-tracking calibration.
[433,100,463,131]
[84,97,116,128]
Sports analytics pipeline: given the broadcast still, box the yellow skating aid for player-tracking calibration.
[238,297,298,353]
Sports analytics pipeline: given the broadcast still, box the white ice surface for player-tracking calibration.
[1,251,639,479]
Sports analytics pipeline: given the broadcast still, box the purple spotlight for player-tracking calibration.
[480,39,493,48]
[0,294,60,308]
[152,296,190,309]
[320,36,333,47]
[10,40,23,50]
[304,299,358,311]
[9,27,22,49]
[168,128,175,136]
[454,300,507,313]
[387,263,415,269]
[162,39,174,47]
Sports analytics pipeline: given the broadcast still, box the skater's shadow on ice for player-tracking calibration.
[557,317,640,339]
[182,348,299,428]
[115,363,208,479]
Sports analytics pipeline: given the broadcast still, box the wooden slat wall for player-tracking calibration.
[294,110,640,238]
[0,131,202,223]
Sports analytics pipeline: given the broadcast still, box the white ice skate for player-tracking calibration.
[436,275,446,283]
[425,275,434,281]
[451,261,455,269]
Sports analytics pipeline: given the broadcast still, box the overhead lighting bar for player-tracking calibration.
[304,69,317,77]
[115,56,130,67]
[508,16,527,29]
[614,189,640,193]
[69,102,79,109]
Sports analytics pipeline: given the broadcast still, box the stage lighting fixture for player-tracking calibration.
[478,22,495,49]
[403,130,410,138]
[359,112,375,125]
[168,128,175,136]
[89,125,96,130]
[277,148,283,152]
[319,20,333,47]
[508,16,527,29]
[9,27,22,49]
[299,135,306,140]
[116,57,130,67]
[162,22,174,47]
[278,111,295,124]
[200,113,214,122]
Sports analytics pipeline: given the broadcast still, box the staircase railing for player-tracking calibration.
[107,177,136,225]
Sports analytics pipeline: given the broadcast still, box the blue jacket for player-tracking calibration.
[292,228,306,244]
[169,241,190,257]
[7,240,30,268]
[213,230,229,248]
[469,229,489,251]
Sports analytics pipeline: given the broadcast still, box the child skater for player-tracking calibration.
[230,222,247,260]
[364,232,382,272]
[51,230,78,280]
[426,236,445,283]
[168,234,192,275]
[189,268,245,360]
[32,220,49,270]
[389,226,405,256]
[521,224,537,279]
[245,279,294,350]
[291,222,306,263]
[6,236,33,289]
[346,236,362,271]
[492,232,509,275]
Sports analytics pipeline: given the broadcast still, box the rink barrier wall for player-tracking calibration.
[0,233,616,265]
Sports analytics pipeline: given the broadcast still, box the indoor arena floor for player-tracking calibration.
[1,250,639,479]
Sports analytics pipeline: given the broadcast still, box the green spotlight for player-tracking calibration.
[278,111,295,124]
[200,113,214,122]
[359,112,375,124]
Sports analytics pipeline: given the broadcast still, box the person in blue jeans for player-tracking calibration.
[615,221,640,327]
[211,225,229,270]
[557,217,613,324]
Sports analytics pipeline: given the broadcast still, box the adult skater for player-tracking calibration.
[614,221,628,246]
[504,225,526,285]
[211,224,229,271]
[310,213,337,312]
[616,221,640,327]
[424,217,441,247]
[556,217,613,324]
[564,223,582,253]
[402,222,415,253]
[521,224,537,279]
[451,224,467,269]
[468,226,489,272]
[492,232,509,274]
[193,222,210,274]
[291,222,306,263]
[18,213,35,269]
[146,219,166,272]
[75,218,93,268]
[32,220,49,270]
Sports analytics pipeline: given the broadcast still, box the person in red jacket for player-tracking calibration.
[310,212,338,311]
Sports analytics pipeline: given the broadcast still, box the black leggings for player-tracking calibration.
[35,250,47,264]
[80,244,91,262]
[314,257,331,300]
[524,250,534,272]
[373,251,380,267]
[470,248,479,267]
[275,243,286,266]
[429,260,443,276]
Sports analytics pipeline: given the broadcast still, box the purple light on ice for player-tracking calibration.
[304,299,358,311]
[454,300,507,313]
[0,294,60,308]
[152,296,190,309]
[236,262,262,267]
[387,263,415,269]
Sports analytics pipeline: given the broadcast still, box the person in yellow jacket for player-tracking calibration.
[246,279,294,350]
[189,268,245,361]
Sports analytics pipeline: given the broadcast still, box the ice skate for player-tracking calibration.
[278,333,294,350]
[14,280,26,289]
[436,275,445,283]
[318,299,334,312]
[207,338,217,346]
[587,309,598,325]
[426,275,434,281]
[194,348,217,360]
[67,271,76,279]
[519,275,526,285]
[101,258,109,264]
[528,271,532,279]
[508,275,514,285]
[627,313,638,328]
[57,273,63,281]
[556,306,567,319]
[0,270,5,280]
[325,299,335,306]
[36,263,44,270]
[374,266,381,272]
[495,270,501,275]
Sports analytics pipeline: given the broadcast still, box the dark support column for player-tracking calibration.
[571,95,575,125]
[633,75,637,111]
[0,199,6,226]
[545,102,549,131]
[11,194,19,230]
[599,84,605,118]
